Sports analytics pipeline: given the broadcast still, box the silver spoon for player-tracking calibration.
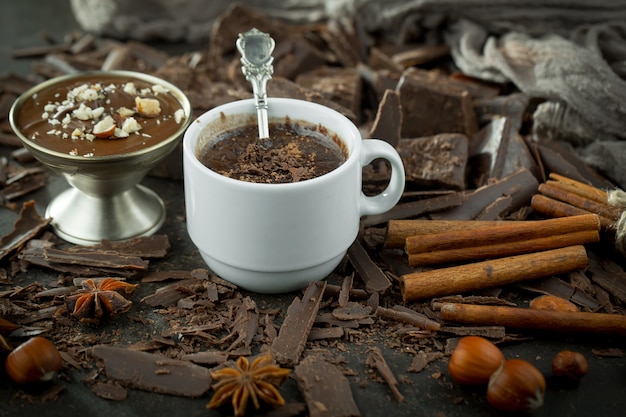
[236,28,275,140]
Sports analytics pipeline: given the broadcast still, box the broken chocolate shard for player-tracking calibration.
[1,173,48,202]
[347,240,391,294]
[0,200,50,262]
[431,168,539,220]
[469,117,513,187]
[364,192,465,227]
[73,234,170,258]
[92,345,212,398]
[534,141,614,190]
[270,281,326,367]
[398,133,468,191]
[473,92,530,133]
[294,353,361,417]
[42,248,149,270]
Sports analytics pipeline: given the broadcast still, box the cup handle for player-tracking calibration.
[359,139,405,216]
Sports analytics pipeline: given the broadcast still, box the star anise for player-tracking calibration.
[207,353,291,417]
[65,278,138,323]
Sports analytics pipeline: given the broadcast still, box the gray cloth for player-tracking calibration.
[445,19,626,186]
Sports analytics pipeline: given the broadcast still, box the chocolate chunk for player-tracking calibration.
[319,18,367,68]
[274,36,327,80]
[368,89,402,147]
[398,133,468,190]
[396,68,478,138]
[209,3,291,60]
[268,77,356,122]
[296,66,361,120]
[92,345,212,398]
[294,354,361,417]
[473,93,530,133]
[270,281,326,367]
[347,240,391,294]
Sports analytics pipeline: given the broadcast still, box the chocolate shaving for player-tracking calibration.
[332,302,372,321]
[375,305,441,331]
[406,350,444,373]
[365,347,404,402]
[141,278,205,308]
[293,353,361,417]
[92,345,213,398]
[91,381,128,401]
[308,326,345,341]
[270,281,326,367]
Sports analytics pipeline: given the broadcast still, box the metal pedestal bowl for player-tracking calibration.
[9,71,191,245]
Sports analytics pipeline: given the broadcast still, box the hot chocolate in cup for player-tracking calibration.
[183,98,405,293]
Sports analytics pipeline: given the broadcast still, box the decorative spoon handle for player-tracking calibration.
[236,28,275,139]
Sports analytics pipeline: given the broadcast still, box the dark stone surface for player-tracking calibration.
[1,2,625,417]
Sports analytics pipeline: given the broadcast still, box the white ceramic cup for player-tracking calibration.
[183,98,405,293]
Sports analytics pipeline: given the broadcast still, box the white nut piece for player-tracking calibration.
[135,97,161,117]
[92,115,117,138]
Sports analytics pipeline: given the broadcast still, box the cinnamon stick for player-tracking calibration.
[434,302,626,337]
[538,182,621,221]
[531,194,615,229]
[405,214,599,254]
[400,246,588,302]
[548,173,609,203]
[385,219,508,249]
[407,230,599,266]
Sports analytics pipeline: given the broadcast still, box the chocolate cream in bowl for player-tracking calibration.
[14,74,187,157]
